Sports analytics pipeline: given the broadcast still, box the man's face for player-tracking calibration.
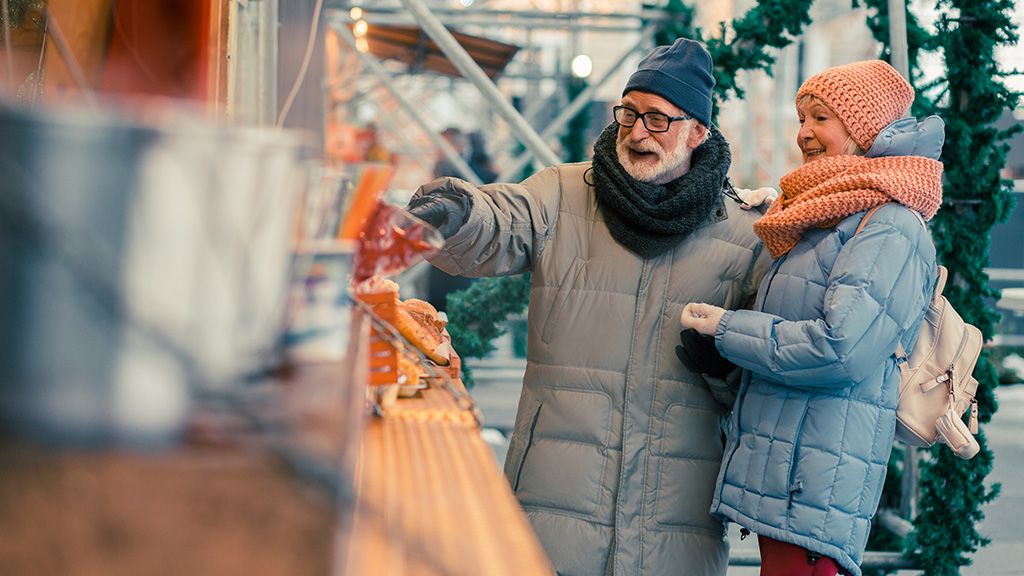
[615,91,705,185]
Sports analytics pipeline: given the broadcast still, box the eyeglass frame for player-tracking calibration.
[612,105,693,133]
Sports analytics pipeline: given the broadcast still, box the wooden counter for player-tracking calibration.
[0,312,551,575]
[339,380,553,576]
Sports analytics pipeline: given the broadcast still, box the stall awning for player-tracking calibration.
[358,24,520,79]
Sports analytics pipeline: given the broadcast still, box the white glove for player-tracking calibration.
[680,302,727,337]
[735,186,779,210]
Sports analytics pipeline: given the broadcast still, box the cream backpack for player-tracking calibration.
[856,205,983,459]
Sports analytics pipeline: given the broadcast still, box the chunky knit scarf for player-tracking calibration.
[591,123,730,259]
[754,154,943,258]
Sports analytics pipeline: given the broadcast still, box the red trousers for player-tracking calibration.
[757,535,843,576]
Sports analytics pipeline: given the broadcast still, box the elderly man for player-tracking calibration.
[408,38,770,576]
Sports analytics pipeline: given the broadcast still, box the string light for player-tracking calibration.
[354,19,368,38]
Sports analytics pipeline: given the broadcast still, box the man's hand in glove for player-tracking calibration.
[407,179,472,239]
[675,328,735,378]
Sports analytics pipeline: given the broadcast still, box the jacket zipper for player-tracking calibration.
[934,325,970,387]
[757,255,787,313]
[787,403,811,509]
[512,402,544,492]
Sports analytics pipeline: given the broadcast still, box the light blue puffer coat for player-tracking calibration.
[710,203,936,576]
[708,118,944,576]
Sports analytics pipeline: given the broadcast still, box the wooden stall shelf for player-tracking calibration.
[340,375,554,575]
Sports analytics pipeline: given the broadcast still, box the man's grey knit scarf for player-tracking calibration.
[591,122,731,259]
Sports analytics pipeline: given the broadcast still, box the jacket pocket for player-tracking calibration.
[511,401,543,492]
[540,258,586,344]
[786,402,811,508]
[653,402,727,534]
[514,388,613,519]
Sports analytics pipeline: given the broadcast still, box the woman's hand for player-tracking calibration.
[736,186,779,210]
[680,303,727,336]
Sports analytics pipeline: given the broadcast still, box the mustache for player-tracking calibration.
[618,140,661,154]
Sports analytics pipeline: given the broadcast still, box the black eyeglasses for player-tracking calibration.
[613,105,692,133]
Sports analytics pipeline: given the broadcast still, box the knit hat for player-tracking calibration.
[796,60,914,151]
[623,38,715,127]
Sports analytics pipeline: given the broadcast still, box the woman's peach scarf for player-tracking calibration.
[754,155,943,258]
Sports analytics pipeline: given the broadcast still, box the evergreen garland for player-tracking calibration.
[0,0,44,30]
[911,1,1017,572]
[445,273,531,386]
[446,0,818,375]
[862,0,1019,573]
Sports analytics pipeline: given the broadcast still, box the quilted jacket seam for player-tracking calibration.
[532,168,565,265]
[821,397,854,543]
[638,261,672,573]
[523,504,613,525]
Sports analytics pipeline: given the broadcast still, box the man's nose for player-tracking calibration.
[629,121,651,139]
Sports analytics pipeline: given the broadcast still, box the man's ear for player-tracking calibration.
[686,123,708,149]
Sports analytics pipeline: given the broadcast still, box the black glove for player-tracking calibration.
[675,328,735,378]
[407,181,472,239]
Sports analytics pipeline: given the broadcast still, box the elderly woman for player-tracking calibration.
[680,60,944,576]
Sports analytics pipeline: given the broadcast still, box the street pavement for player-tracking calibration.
[466,350,1024,575]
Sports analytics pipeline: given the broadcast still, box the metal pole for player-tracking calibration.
[901,446,919,521]
[329,17,482,185]
[329,4,669,23]
[2,0,13,91]
[356,14,649,33]
[229,0,279,126]
[888,0,910,81]
[43,7,99,109]
[397,0,561,168]
[367,82,435,174]
[496,28,654,182]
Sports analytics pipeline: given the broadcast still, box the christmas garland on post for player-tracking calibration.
[446,0,816,385]
[861,0,1019,573]
[909,1,1017,572]
[0,0,44,30]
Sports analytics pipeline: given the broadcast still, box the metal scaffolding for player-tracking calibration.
[327,1,662,178]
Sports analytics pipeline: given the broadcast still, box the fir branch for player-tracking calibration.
[861,0,1019,572]
[445,273,531,386]
[704,0,814,110]
[0,0,44,30]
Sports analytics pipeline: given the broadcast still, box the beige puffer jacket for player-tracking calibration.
[423,163,769,576]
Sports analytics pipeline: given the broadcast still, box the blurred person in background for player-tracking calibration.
[406,38,772,575]
[467,130,498,184]
[680,60,943,576]
[363,123,394,164]
[433,126,468,180]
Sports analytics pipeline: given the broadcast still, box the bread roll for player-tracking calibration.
[395,300,450,366]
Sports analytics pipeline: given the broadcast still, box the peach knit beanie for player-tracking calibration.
[796,60,914,151]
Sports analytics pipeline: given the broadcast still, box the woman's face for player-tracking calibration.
[795,97,852,164]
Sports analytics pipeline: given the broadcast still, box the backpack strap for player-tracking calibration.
[853,203,930,364]
[854,204,888,235]
[854,203,927,235]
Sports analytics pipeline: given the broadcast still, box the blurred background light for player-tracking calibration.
[571,54,593,79]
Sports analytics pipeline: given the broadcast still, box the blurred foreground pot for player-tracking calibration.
[0,104,307,447]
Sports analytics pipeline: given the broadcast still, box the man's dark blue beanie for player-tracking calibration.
[622,38,715,127]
